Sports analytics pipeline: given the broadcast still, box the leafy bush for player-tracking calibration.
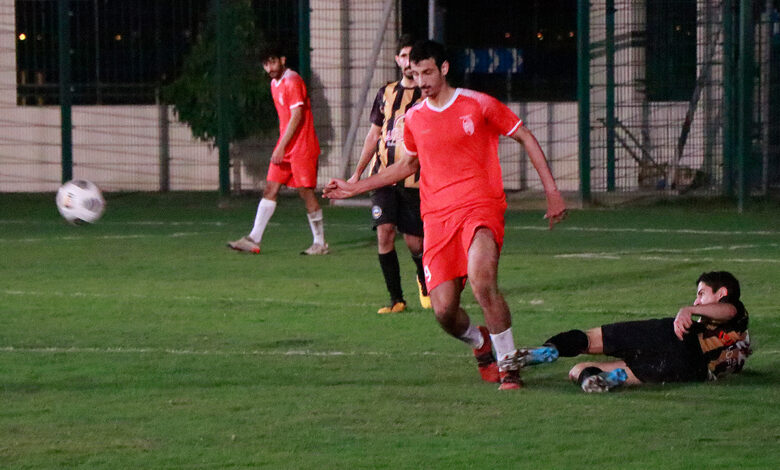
[163,0,276,144]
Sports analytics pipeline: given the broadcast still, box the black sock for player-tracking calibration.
[577,366,604,385]
[379,250,403,303]
[544,329,588,357]
[410,252,427,295]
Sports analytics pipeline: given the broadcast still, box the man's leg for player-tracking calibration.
[402,233,430,309]
[568,360,640,393]
[467,228,521,390]
[298,187,328,254]
[428,278,498,383]
[376,223,405,313]
[228,181,281,253]
[249,182,282,242]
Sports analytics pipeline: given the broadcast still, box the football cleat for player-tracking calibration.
[581,368,628,393]
[227,236,260,254]
[417,278,432,309]
[473,326,500,383]
[301,243,330,255]
[517,345,559,368]
[377,300,406,314]
[497,351,524,390]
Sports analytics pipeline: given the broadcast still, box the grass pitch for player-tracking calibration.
[1,192,779,469]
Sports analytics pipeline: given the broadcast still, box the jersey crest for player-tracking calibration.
[460,114,475,136]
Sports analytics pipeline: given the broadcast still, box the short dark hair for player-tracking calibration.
[260,44,285,62]
[397,33,416,54]
[410,40,448,68]
[697,271,741,302]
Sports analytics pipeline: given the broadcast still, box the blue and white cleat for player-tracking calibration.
[581,368,628,393]
[518,345,559,367]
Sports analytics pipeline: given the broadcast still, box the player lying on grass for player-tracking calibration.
[522,271,751,393]
[324,40,567,390]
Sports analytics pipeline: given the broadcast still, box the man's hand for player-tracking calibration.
[673,307,694,340]
[270,146,285,165]
[346,173,360,184]
[323,178,356,199]
[544,190,567,230]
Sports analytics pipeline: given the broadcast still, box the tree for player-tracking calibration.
[163,0,276,145]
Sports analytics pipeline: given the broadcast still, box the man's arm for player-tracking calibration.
[348,124,382,183]
[673,302,738,340]
[271,106,303,164]
[324,152,419,199]
[509,125,567,228]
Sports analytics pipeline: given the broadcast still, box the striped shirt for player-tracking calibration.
[694,299,751,380]
[368,81,422,188]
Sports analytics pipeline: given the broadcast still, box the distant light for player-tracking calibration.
[536,32,543,40]
[114,34,122,41]
[18,33,26,41]
[569,31,575,38]
[504,32,511,39]
[675,25,682,32]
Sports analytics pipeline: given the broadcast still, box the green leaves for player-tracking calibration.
[163,0,276,144]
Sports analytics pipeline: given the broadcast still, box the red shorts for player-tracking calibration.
[266,154,319,188]
[422,205,505,292]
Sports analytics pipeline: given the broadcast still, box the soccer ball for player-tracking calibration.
[55,179,106,224]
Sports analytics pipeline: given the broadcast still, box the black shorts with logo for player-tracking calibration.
[602,317,708,383]
[370,185,424,237]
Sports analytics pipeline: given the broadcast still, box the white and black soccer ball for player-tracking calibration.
[55,179,105,224]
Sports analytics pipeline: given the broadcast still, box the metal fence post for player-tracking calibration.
[298,0,311,84]
[606,0,616,192]
[737,0,755,212]
[578,0,591,202]
[59,0,73,183]
[214,0,230,195]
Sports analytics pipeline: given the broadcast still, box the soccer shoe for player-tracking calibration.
[377,301,406,314]
[301,243,330,255]
[497,351,524,390]
[417,278,432,309]
[473,326,500,383]
[581,368,628,393]
[227,236,260,254]
[517,345,559,368]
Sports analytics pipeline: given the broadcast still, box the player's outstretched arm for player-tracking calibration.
[349,124,382,183]
[510,125,567,229]
[324,153,420,200]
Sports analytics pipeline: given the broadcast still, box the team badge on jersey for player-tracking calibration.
[371,205,383,219]
[387,115,406,146]
[460,115,475,136]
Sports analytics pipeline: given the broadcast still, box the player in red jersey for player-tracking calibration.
[324,40,566,390]
[228,45,328,256]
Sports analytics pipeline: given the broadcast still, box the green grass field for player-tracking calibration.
[1,192,779,469]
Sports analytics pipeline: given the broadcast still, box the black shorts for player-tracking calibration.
[370,185,424,237]
[602,318,708,383]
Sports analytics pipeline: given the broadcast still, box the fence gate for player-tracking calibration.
[580,0,777,206]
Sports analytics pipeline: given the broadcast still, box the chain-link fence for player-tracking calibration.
[1,0,777,204]
[584,0,777,202]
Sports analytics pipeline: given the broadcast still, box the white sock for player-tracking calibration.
[459,323,484,349]
[307,209,325,245]
[490,328,518,361]
[249,198,276,243]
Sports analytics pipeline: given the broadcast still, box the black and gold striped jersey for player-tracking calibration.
[694,299,751,380]
[368,81,422,188]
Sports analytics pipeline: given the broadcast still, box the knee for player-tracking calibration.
[569,362,595,383]
[432,300,459,329]
[376,225,396,245]
[470,281,500,306]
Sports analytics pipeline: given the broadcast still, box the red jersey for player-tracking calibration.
[403,88,522,219]
[270,69,320,161]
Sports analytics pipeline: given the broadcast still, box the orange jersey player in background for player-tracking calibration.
[228,45,328,256]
